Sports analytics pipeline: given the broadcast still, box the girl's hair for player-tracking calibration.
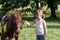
[42,14,45,19]
[34,9,45,19]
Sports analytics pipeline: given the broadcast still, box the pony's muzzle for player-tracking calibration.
[16,28,20,34]
[16,23,21,34]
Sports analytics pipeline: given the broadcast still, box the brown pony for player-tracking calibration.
[4,11,22,40]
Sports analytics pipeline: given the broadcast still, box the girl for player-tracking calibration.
[25,9,47,40]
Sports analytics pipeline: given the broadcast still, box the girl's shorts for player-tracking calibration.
[36,35,44,40]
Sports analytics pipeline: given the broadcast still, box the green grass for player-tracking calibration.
[0,18,60,40]
[46,21,60,40]
[19,20,60,40]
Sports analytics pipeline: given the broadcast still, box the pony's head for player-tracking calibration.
[9,11,22,34]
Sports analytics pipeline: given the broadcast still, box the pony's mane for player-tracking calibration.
[6,11,22,32]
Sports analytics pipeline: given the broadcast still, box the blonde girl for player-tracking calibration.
[25,9,47,40]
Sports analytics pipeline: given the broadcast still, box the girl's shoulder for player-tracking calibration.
[41,18,45,21]
[42,19,46,23]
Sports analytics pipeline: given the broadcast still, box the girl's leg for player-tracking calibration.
[36,35,44,40]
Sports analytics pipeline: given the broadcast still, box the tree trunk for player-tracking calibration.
[34,0,39,9]
[50,6,56,19]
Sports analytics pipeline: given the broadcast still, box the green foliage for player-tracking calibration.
[0,0,60,18]
[21,0,30,8]
[46,0,60,10]
[0,0,30,16]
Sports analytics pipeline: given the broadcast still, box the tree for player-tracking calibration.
[0,0,30,17]
[47,0,57,19]
[1,0,60,18]
[34,0,60,19]
[34,0,39,9]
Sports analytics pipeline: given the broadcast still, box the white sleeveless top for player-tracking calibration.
[35,19,44,35]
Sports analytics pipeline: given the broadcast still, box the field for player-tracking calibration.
[19,19,60,40]
[0,17,60,40]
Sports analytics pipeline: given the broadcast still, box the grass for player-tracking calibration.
[0,17,60,40]
[46,21,60,40]
[19,19,60,40]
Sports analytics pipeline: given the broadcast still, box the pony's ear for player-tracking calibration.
[10,14,14,20]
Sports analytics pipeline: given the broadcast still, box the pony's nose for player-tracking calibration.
[15,24,21,34]
[16,28,20,34]
[17,28,20,31]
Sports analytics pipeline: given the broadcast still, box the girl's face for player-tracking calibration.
[36,10,43,19]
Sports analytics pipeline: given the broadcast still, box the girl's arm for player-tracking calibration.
[43,20,47,35]
[24,19,36,27]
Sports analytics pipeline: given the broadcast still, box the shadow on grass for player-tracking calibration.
[47,25,60,29]
[22,17,34,21]
[23,25,60,29]
[22,17,60,23]
[22,17,60,29]
[45,17,60,23]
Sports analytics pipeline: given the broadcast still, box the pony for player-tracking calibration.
[4,11,22,40]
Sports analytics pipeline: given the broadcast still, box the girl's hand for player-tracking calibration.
[44,34,46,40]
[44,33,47,40]
[24,20,30,26]
[44,33,46,35]
[24,20,35,27]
